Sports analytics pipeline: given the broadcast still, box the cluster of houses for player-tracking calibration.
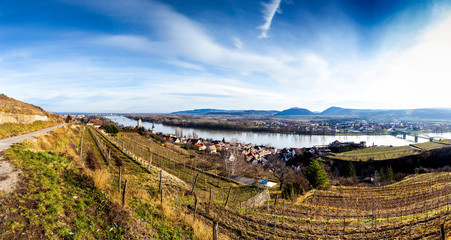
[153,131,368,170]
[86,119,104,128]
[79,118,367,171]
[254,118,451,135]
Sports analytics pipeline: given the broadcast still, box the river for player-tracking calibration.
[105,115,451,149]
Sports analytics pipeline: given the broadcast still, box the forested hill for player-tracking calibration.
[173,107,451,121]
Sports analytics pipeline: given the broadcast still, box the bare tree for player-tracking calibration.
[265,155,293,190]
[175,127,183,138]
[221,147,245,177]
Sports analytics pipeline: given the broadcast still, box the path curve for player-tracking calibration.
[0,123,65,193]
[0,124,65,152]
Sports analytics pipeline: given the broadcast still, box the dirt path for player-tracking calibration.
[0,124,65,193]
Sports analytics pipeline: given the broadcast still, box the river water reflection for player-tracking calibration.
[105,115,451,149]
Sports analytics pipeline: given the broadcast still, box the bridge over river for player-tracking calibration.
[391,130,447,142]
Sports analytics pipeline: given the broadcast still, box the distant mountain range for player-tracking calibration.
[275,107,314,116]
[172,109,279,116]
[173,107,451,121]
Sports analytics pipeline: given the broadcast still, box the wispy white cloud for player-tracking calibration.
[232,37,243,50]
[3,0,451,113]
[86,0,305,83]
[165,60,205,71]
[257,0,282,39]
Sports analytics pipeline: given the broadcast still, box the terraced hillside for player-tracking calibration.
[93,129,451,239]
[0,94,63,139]
[2,122,449,239]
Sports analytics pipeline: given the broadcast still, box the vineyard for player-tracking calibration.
[85,127,451,239]
[412,141,451,151]
[328,146,420,161]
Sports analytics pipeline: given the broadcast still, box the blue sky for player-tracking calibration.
[1,0,451,113]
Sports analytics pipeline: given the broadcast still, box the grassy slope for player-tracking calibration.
[0,124,217,239]
[0,94,63,139]
[0,125,134,239]
[87,128,199,239]
[0,121,62,139]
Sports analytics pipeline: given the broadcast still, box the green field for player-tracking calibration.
[328,145,420,161]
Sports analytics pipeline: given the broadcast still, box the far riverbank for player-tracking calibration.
[105,116,451,149]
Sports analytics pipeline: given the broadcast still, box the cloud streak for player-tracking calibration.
[2,0,451,113]
[257,0,282,39]
[85,0,312,83]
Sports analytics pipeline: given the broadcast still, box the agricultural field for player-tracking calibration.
[328,146,420,161]
[437,139,451,145]
[9,124,448,239]
[190,172,451,239]
[411,141,451,151]
[93,129,451,239]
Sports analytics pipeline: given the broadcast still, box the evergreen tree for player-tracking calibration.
[305,158,330,189]
[65,114,72,123]
[105,125,119,135]
[345,162,356,178]
[379,168,386,183]
[386,166,394,182]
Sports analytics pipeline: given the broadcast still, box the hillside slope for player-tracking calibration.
[0,94,62,139]
[275,107,314,116]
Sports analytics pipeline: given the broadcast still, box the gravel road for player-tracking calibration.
[0,124,65,152]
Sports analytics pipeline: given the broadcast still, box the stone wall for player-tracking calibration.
[243,188,270,208]
[0,112,48,124]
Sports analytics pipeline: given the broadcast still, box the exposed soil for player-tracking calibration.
[0,157,19,194]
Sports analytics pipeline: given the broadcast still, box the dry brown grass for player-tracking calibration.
[156,199,230,240]
[92,168,110,190]
[130,188,149,200]
[28,125,81,156]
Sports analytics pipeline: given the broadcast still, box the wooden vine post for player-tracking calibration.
[118,167,122,194]
[273,207,277,237]
[122,180,128,206]
[149,152,152,171]
[264,218,268,240]
[193,192,198,221]
[159,170,162,193]
[224,187,232,208]
[282,200,285,228]
[191,174,199,194]
[208,186,212,212]
[212,221,219,240]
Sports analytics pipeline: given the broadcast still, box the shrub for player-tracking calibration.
[393,172,406,181]
[282,182,306,200]
[92,169,109,190]
[86,151,100,170]
[105,125,119,135]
